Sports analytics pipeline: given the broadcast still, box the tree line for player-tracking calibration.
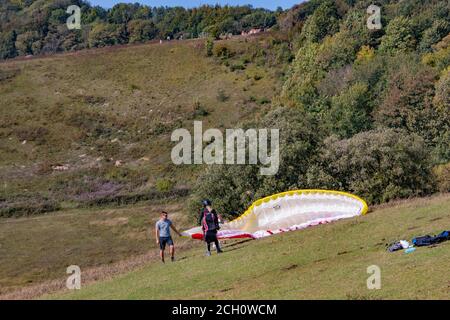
[0,0,280,59]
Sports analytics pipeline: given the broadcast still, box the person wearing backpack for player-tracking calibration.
[198,199,223,256]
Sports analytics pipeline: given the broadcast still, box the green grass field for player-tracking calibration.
[0,198,196,296]
[46,194,450,300]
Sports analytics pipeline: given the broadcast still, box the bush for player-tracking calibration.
[213,43,233,59]
[422,35,450,73]
[14,31,40,55]
[306,129,435,204]
[0,197,61,218]
[156,178,175,193]
[433,163,450,192]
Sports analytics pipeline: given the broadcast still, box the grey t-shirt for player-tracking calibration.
[156,219,172,238]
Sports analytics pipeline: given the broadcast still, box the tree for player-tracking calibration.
[88,23,126,48]
[325,82,371,138]
[300,0,340,43]
[374,59,446,154]
[15,31,40,55]
[127,20,158,43]
[419,20,450,53]
[379,17,416,54]
[108,3,140,25]
[431,70,450,163]
[48,8,67,28]
[0,31,17,59]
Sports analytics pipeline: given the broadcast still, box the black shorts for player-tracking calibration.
[204,230,218,243]
[159,236,174,250]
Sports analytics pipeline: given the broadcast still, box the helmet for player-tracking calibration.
[202,199,212,206]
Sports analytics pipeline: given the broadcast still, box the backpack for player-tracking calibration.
[412,231,449,247]
[202,209,219,232]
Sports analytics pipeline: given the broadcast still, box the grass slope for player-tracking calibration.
[0,199,194,295]
[50,194,450,300]
[0,36,283,215]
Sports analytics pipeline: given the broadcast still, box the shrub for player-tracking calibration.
[0,197,61,218]
[156,178,174,193]
[213,43,233,59]
[433,163,450,192]
[356,46,375,64]
[306,129,435,204]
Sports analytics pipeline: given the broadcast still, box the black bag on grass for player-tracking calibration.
[412,231,449,247]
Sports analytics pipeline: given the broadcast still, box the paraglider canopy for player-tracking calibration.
[183,190,368,240]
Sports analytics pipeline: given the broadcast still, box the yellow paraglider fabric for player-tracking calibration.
[182,190,368,240]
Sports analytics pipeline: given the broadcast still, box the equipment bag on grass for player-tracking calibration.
[412,230,449,247]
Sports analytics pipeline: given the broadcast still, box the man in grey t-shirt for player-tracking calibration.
[155,211,181,263]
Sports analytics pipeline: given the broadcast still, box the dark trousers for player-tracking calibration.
[205,230,221,252]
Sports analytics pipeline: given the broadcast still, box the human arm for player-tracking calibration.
[155,224,160,244]
[170,223,182,237]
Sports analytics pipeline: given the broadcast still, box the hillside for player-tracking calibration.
[0,0,449,301]
[45,194,450,300]
[0,34,288,217]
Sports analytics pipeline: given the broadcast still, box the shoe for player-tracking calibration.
[205,251,211,257]
[171,256,175,262]
[217,249,223,254]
